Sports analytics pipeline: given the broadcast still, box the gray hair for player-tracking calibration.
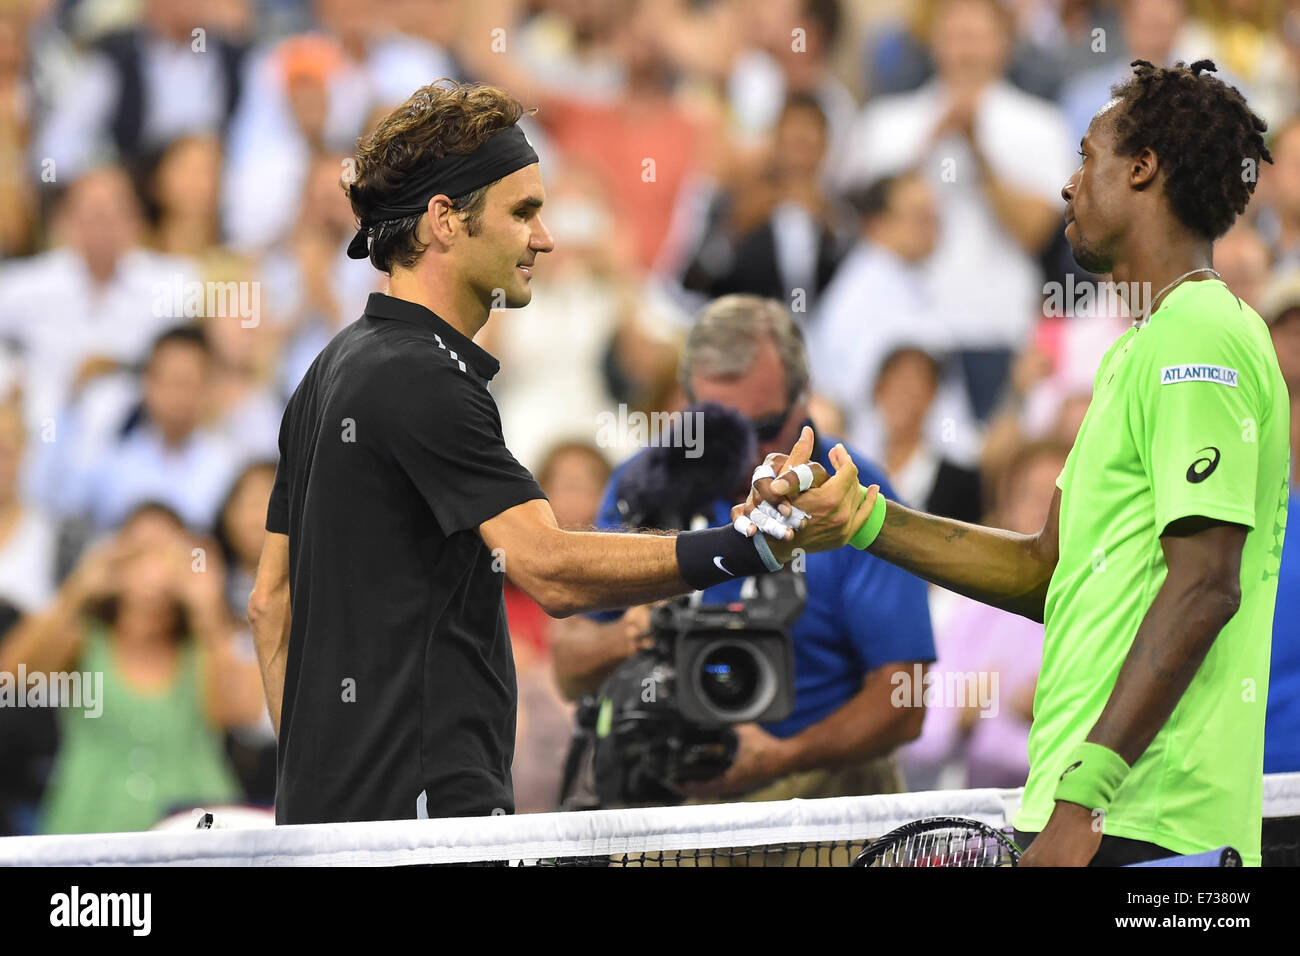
[679,295,810,405]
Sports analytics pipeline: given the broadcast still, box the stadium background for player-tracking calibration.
[0,0,1297,840]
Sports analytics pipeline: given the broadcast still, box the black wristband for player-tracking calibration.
[675,525,781,591]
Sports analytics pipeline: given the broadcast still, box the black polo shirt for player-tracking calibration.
[266,292,545,824]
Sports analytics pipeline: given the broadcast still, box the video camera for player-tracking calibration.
[558,402,804,809]
[589,569,803,807]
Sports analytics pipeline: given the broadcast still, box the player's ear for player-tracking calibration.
[1130,146,1158,190]
[425,194,459,247]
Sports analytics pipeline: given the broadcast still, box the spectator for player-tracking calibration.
[538,440,613,533]
[470,0,711,272]
[34,0,248,181]
[902,440,1069,790]
[370,0,465,104]
[0,0,39,257]
[865,346,984,524]
[679,94,848,315]
[489,0,630,99]
[0,397,57,613]
[1010,0,1125,93]
[213,460,277,621]
[1183,0,1298,127]
[77,326,241,532]
[201,268,283,463]
[222,33,347,253]
[861,0,1114,105]
[726,0,858,177]
[213,459,279,805]
[0,597,53,835]
[807,171,976,462]
[144,134,224,259]
[859,3,942,99]
[0,502,263,834]
[1258,116,1300,271]
[841,0,1074,420]
[979,301,1130,486]
[223,0,463,252]
[0,166,199,445]
[1214,220,1273,311]
[553,296,935,802]
[1059,0,1196,145]
[1262,272,1300,773]
[807,389,847,439]
[1049,390,1092,446]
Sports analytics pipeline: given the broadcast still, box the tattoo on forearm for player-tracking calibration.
[893,506,968,543]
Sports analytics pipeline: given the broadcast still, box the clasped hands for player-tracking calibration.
[730,425,880,562]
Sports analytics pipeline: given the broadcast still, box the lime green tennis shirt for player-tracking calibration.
[1013,279,1290,866]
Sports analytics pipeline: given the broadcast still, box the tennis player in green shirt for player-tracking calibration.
[739,59,1288,866]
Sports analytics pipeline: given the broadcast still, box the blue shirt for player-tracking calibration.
[84,423,241,531]
[1265,489,1300,773]
[594,437,936,738]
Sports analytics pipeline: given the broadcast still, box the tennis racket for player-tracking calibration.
[852,816,1022,867]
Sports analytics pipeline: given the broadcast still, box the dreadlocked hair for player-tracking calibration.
[1109,59,1271,241]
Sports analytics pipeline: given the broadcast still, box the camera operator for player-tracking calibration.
[552,295,935,801]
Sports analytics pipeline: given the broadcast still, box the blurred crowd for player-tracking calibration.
[0,0,1299,834]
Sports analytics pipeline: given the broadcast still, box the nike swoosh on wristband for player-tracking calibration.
[713,556,734,576]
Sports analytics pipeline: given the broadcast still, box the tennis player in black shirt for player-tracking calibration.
[247,81,875,825]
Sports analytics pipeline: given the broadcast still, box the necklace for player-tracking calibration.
[1135,268,1220,326]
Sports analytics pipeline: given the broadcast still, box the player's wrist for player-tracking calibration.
[847,486,887,550]
[1052,741,1130,815]
[766,532,797,565]
[675,524,781,591]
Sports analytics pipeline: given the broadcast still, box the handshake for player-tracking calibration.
[729,425,884,563]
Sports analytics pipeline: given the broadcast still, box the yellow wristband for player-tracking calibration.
[1053,742,1131,813]
[848,487,886,550]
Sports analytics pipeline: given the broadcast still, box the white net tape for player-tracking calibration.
[1,773,1297,866]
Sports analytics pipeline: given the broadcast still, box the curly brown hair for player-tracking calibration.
[348,80,531,273]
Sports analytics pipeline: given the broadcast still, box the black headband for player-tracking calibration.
[346,124,539,260]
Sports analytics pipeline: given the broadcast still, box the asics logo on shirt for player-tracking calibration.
[1187,447,1221,483]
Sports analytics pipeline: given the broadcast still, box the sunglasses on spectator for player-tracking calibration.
[750,403,796,442]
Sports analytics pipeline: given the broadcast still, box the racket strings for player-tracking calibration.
[862,824,1017,867]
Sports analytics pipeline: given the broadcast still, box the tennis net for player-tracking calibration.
[2,772,1298,866]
